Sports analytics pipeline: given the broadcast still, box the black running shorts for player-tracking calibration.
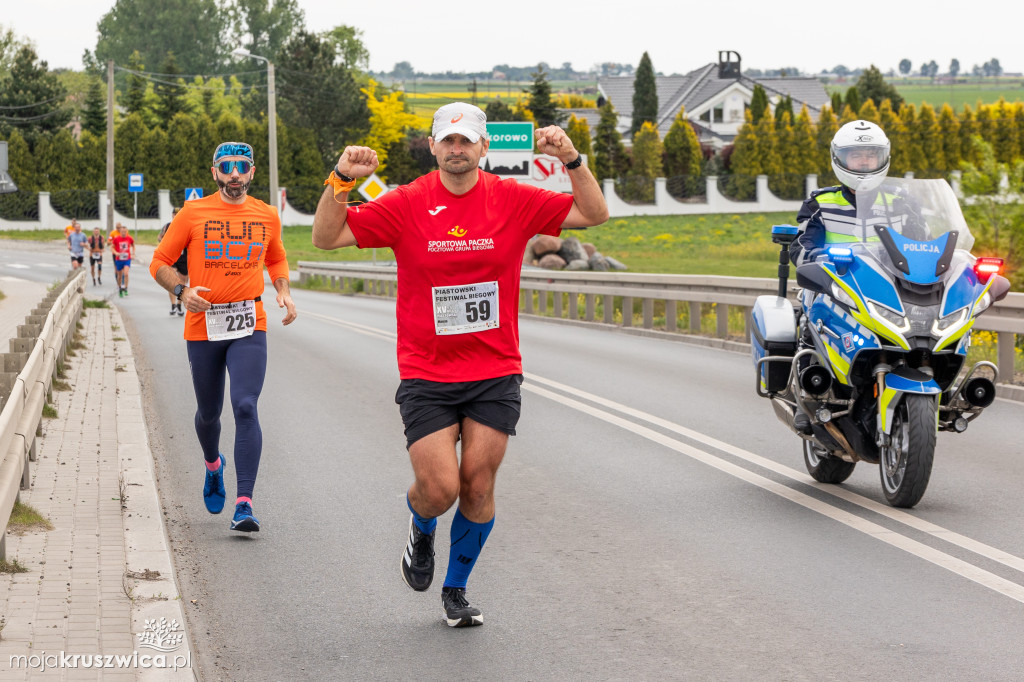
[395,374,524,449]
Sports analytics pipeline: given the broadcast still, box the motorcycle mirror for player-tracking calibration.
[987,275,1011,303]
[795,263,832,294]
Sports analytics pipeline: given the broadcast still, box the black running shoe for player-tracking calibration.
[441,587,482,627]
[170,304,177,315]
[401,514,435,591]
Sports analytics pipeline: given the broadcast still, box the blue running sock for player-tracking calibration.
[443,508,494,589]
[407,493,437,535]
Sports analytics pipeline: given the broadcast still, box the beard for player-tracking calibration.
[216,176,251,199]
[438,154,476,175]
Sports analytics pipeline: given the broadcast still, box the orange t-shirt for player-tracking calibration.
[150,193,289,341]
[64,224,75,238]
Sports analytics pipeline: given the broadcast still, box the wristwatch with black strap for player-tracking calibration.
[564,154,584,170]
[173,283,186,300]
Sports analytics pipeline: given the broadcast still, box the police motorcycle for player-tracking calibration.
[751,178,1010,507]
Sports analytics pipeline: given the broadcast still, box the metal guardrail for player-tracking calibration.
[0,270,85,559]
[297,261,1024,381]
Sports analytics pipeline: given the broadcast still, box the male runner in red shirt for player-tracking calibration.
[312,102,608,627]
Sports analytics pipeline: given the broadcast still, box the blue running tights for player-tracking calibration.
[186,331,267,500]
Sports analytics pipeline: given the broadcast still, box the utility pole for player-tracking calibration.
[267,61,278,213]
[106,60,115,232]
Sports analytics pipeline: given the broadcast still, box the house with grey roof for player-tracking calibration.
[595,51,830,149]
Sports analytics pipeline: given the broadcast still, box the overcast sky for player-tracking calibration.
[4,0,1018,77]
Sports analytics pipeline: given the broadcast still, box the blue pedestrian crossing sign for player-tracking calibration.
[185,187,204,201]
[128,173,144,192]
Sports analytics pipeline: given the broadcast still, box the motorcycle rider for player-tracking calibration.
[789,120,922,433]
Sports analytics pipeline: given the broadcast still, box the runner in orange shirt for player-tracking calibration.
[150,141,297,533]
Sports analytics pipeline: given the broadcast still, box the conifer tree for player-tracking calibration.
[81,79,107,137]
[566,114,593,162]
[663,106,704,196]
[975,103,996,147]
[756,110,783,198]
[992,98,1018,163]
[624,121,662,201]
[878,99,906,176]
[917,103,942,176]
[858,99,880,124]
[769,111,802,199]
[838,104,858,127]
[124,50,148,116]
[526,64,564,128]
[937,103,962,173]
[844,87,861,114]
[899,103,926,176]
[773,95,794,128]
[727,110,759,200]
[791,105,818,194]
[631,52,658,135]
[750,84,769,124]
[593,102,628,182]
[815,106,839,185]
[830,91,843,115]
[154,51,187,125]
[958,105,978,165]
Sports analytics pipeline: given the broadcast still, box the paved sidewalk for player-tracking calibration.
[0,299,194,680]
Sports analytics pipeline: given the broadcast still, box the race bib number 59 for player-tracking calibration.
[205,300,256,341]
[433,281,499,335]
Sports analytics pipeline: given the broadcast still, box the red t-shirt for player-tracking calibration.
[346,171,573,382]
[111,234,134,261]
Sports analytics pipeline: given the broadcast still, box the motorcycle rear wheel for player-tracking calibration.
[803,439,856,484]
[879,394,937,508]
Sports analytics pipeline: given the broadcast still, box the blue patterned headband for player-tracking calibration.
[213,142,254,163]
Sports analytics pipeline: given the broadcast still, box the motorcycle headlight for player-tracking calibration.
[830,283,857,308]
[932,307,969,333]
[867,301,911,332]
[974,292,993,315]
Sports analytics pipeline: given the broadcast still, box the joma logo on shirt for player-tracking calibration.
[203,220,267,261]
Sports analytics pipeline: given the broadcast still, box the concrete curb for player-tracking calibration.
[109,303,197,680]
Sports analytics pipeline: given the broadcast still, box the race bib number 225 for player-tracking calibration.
[205,300,256,341]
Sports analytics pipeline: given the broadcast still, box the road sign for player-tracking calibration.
[486,122,534,150]
[357,174,389,201]
[128,173,144,192]
[185,188,204,201]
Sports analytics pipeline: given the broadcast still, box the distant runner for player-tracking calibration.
[66,221,89,270]
[87,227,105,285]
[110,223,135,297]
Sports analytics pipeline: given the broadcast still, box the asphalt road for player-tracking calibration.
[4,242,1024,681]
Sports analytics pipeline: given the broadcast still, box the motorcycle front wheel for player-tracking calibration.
[803,439,856,483]
[879,394,937,508]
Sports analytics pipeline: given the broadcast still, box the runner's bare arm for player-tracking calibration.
[534,126,609,229]
[273,277,297,325]
[311,146,380,250]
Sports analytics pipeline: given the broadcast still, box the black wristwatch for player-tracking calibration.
[564,154,583,170]
[173,283,186,300]
[334,165,355,182]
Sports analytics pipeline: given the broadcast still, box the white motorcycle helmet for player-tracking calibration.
[831,120,890,192]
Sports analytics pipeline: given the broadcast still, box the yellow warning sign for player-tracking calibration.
[357,173,390,201]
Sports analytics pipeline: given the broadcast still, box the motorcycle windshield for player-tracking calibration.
[852,179,975,283]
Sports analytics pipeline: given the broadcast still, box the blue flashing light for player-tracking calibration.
[772,224,800,236]
[827,246,854,264]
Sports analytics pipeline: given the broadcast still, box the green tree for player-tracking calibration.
[726,111,759,200]
[483,97,523,122]
[324,24,369,71]
[114,113,149,191]
[81,79,107,137]
[593,102,628,182]
[622,121,662,202]
[276,29,370,167]
[92,0,227,75]
[0,46,70,134]
[773,95,794,128]
[937,103,962,172]
[992,98,1018,163]
[566,114,593,164]
[358,79,420,179]
[975,103,996,148]
[526,64,564,128]
[829,91,844,116]
[630,51,658,136]
[917,103,943,176]
[899,103,927,176]
[749,84,769,124]
[663,107,703,196]
[838,104,858,127]
[855,64,904,111]
[843,87,861,115]
[123,50,149,117]
[0,25,31,74]
[73,129,107,189]
[228,0,305,62]
[790,105,818,194]
[858,99,880,124]
[960,135,1024,287]
[154,52,187,124]
[815,106,839,186]
[958,105,979,165]
[881,99,909,177]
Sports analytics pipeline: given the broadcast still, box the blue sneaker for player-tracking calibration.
[230,501,260,532]
[203,454,226,514]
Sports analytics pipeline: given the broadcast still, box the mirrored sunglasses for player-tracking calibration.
[216,160,252,174]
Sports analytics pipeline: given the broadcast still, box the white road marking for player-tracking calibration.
[310,311,1024,603]
[6,263,29,269]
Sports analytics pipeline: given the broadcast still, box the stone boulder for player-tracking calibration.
[557,237,588,264]
[582,242,597,258]
[588,252,610,271]
[565,259,590,271]
[532,234,563,258]
[605,256,628,271]
[537,253,568,269]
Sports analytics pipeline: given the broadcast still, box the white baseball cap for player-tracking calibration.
[432,102,488,143]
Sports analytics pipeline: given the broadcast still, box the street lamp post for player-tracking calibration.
[233,48,278,213]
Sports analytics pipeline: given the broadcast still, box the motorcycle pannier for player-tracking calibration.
[751,295,797,393]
